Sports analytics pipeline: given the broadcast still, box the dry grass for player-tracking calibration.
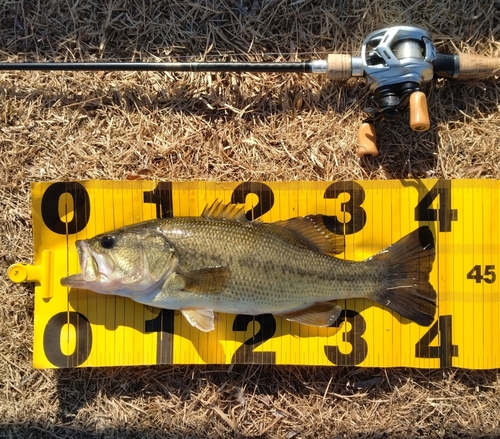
[1,0,499,437]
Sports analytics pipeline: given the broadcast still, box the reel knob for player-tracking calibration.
[409,91,430,131]
[357,122,378,157]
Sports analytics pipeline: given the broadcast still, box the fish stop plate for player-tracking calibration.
[8,180,500,369]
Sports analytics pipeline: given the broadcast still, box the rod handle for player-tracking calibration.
[326,54,352,80]
[457,53,500,80]
[357,122,378,157]
[409,91,430,132]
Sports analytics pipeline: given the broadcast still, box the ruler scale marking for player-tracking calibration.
[14,179,499,369]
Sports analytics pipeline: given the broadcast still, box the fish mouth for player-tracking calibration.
[61,241,115,288]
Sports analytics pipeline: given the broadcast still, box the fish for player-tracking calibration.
[61,200,437,332]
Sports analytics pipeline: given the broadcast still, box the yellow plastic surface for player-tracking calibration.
[10,180,500,369]
[9,250,54,299]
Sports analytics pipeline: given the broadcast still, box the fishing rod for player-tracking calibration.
[1,25,499,156]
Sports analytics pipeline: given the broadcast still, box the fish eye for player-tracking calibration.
[100,236,116,249]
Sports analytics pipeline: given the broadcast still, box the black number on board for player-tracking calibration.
[144,309,175,364]
[41,182,91,234]
[467,265,496,284]
[415,180,458,232]
[324,310,368,366]
[231,182,275,220]
[415,315,458,368]
[143,182,174,218]
[323,182,367,234]
[231,314,277,364]
[43,311,92,368]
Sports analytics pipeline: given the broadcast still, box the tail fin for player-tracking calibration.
[369,227,436,326]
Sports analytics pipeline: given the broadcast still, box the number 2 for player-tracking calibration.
[231,182,274,220]
[231,314,276,364]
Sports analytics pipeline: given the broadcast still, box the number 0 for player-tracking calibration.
[41,182,91,234]
[43,312,92,368]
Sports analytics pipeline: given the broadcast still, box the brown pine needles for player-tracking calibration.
[1,0,499,437]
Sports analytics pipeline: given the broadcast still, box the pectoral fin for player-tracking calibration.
[277,302,342,327]
[181,309,215,332]
[179,267,230,293]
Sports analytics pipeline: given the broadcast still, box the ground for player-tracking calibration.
[1,0,499,437]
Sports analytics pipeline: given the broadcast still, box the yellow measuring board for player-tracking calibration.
[8,180,500,369]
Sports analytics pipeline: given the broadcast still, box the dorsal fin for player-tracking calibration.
[269,215,345,255]
[201,200,248,222]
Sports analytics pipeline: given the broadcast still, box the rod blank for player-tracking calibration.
[0,61,313,74]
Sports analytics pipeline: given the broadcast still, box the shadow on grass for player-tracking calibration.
[1,419,500,439]
[2,365,498,438]
[2,72,498,179]
[0,422,226,439]
[54,365,497,412]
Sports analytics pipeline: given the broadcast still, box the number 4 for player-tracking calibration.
[415,180,458,232]
[415,315,458,368]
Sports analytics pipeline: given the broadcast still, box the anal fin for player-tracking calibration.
[277,302,341,327]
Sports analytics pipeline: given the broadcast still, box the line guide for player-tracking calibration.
[8,180,499,369]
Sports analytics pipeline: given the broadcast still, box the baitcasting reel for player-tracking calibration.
[317,25,499,155]
[1,25,499,157]
[345,26,436,156]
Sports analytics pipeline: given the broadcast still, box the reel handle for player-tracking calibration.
[357,91,430,157]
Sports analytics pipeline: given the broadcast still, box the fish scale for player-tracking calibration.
[61,201,437,332]
[155,216,368,310]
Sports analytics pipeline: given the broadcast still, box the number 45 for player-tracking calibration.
[467,265,496,284]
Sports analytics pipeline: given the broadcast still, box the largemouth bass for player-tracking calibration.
[61,200,437,331]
